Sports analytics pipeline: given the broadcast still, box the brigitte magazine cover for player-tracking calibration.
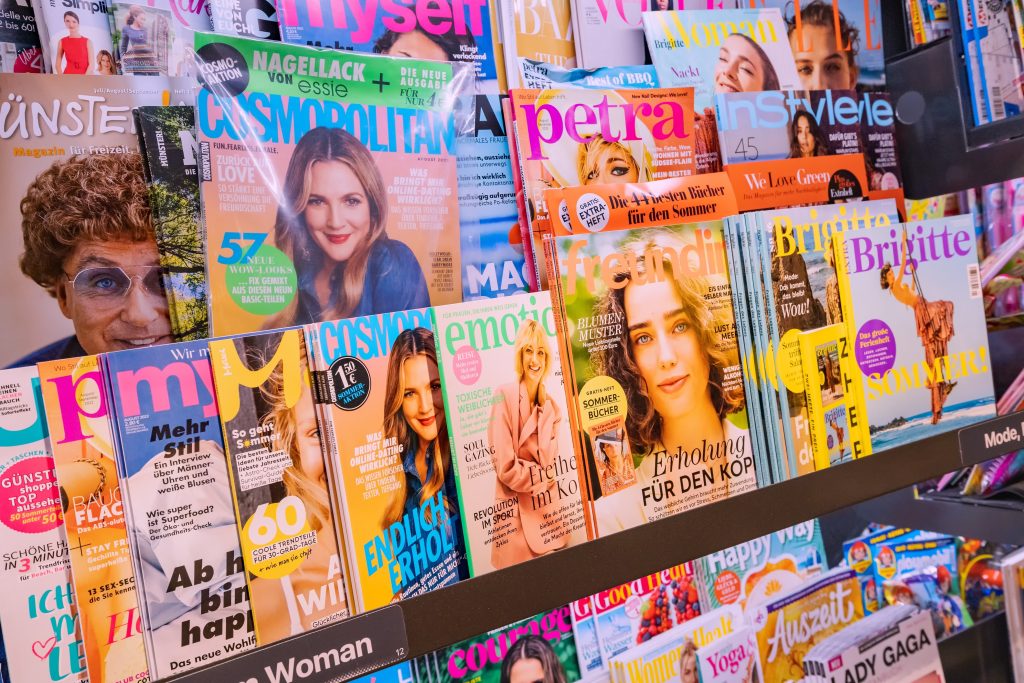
[0,74,192,370]
[433,291,587,576]
[834,216,997,451]
[304,309,469,612]
[0,367,87,683]
[195,33,469,337]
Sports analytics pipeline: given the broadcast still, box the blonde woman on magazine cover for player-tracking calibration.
[380,327,464,594]
[269,127,429,329]
[591,232,751,533]
[487,319,569,569]
[248,351,347,642]
[577,134,650,186]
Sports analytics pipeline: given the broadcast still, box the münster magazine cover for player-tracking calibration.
[275,0,500,93]
[104,341,255,678]
[38,356,149,683]
[305,309,469,611]
[195,33,469,336]
[0,74,193,369]
[210,328,351,644]
[553,219,757,537]
[433,292,587,576]
[0,367,87,683]
[834,216,997,451]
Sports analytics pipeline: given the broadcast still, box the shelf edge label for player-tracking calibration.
[168,604,409,683]
[958,413,1024,466]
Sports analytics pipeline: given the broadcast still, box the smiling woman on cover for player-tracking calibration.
[591,232,752,533]
[487,319,569,569]
[381,327,464,594]
[270,127,429,328]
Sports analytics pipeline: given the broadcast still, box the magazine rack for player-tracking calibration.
[153,411,1024,683]
[882,6,1024,198]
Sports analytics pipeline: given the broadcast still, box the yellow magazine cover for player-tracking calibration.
[304,310,470,611]
[37,355,149,683]
[209,329,351,643]
[797,324,870,469]
[499,0,576,89]
[751,568,863,682]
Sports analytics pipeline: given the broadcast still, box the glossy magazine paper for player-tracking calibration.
[510,86,697,286]
[136,105,210,342]
[38,356,149,683]
[209,329,350,643]
[550,187,756,537]
[275,0,500,93]
[104,341,255,678]
[32,0,114,74]
[0,367,87,683]
[111,0,212,77]
[834,216,996,451]
[195,32,471,336]
[433,292,587,576]
[458,94,529,299]
[304,310,468,612]
[498,0,576,89]
[209,0,281,39]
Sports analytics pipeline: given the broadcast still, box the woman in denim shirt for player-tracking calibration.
[380,327,467,596]
[269,127,430,329]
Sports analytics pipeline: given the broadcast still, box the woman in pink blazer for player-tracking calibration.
[487,318,569,569]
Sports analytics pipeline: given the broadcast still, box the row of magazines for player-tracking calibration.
[0,0,887,90]
[0,187,1000,683]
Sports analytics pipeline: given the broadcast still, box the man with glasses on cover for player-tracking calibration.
[10,153,173,367]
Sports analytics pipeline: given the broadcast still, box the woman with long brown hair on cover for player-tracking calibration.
[380,327,466,596]
[269,127,429,329]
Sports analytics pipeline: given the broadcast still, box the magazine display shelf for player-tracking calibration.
[881,2,1024,198]
[858,486,1024,547]
[938,611,1012,683]
[157,411,1024,683]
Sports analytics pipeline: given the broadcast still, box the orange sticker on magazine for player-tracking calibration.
[553,174,738,236]
[727,155,870,212]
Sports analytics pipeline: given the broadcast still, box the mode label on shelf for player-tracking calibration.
[958,413,1024,466]
[168,605,409,683]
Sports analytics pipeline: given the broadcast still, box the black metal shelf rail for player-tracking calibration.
[163,412,1024,683]
[939,611,1013,683]
[857,486,1024,547]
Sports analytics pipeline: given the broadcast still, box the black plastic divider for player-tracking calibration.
[161,414,1022,682]
[938,612,1013,683]
[857,486,1024,546]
